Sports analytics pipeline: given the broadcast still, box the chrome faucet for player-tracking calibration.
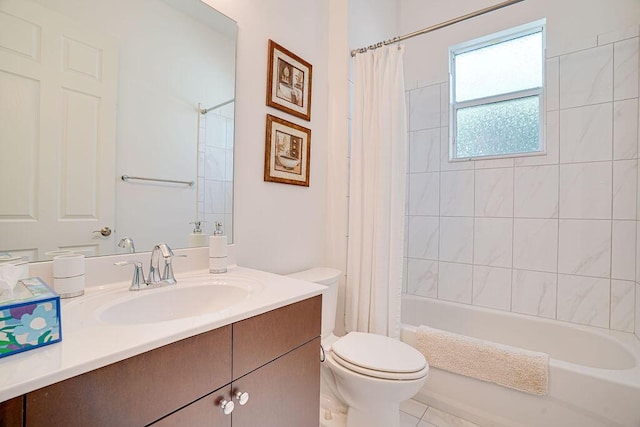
[117,236,136,253]
[115,243,184,291]
[148,243,177,286]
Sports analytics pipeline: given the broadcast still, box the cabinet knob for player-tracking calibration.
[234,390,249,405]
[219,399,235,415]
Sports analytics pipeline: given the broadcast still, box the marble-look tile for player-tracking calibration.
[598,25,639,45]
[441,127,474,171]
[559,162,612,219]
[409,173,440,216]
[408,216,439,260]
[559,103,613,163]
[611,280,635,332]
[474,157,514,170]
[406,259,439,298]
[422,407,481,427]
[440,170,474,216]
[474,168,513,217]
[557,274,610,328]
[611,220,636,281]
[546,57,559,111]
[514,165,559,218]
[204,180,225,214]
[516,111,560,166]
[613,160,637,220]
[400,411,420,427]
[613,38,639,101]
[513,219,559,273]
[204,114,228,148]
[438,262,473,304]
[440,82,450,127]
[559,44,613,109]
[613,99,639,160]
[410,84,441,131]
[512,269,557,319]
[410,129,441,173]
[472,266,512,311]
[473,218,513,268]
[439,217,474,263]
[205,147,227,181]
[225,120,234,149]
[558,219,611,278]
[418,421,439,427]
[400,400,428,419]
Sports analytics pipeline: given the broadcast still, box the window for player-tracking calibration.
[449,20,545,160]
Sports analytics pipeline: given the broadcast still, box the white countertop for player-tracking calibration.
[0,266,324,402]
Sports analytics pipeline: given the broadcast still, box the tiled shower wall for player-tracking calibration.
[403,25,640,336]
[197,103,234,242]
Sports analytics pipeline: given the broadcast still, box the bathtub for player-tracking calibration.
[400,295,640,427]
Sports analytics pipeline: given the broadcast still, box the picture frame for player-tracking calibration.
[266,40,312,121]
[264,114,311,187]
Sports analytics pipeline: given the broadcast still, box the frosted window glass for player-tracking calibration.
[456,96,540,158]
[455,32,542,102]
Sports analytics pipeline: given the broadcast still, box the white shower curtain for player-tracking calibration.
[346,45,407,338]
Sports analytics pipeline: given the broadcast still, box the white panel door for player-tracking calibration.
[0,0,118,260]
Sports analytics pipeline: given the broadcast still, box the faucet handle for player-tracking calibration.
[114,261,146,291]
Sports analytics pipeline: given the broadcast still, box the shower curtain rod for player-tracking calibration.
[350,0,525,57]
[200,98,235,115]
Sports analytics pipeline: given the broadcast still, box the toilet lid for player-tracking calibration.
[331,332,427,378]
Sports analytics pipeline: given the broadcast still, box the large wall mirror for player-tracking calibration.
[0,0,237,262]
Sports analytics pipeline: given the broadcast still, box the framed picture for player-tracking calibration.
[266,40,312,121]
[264,114,311,187]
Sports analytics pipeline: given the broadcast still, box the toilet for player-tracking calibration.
[287,268,429,427]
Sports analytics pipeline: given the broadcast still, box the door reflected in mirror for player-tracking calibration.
[0,0,237,262]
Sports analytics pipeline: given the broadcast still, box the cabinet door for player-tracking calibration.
[26,326,232,427]
[231,337,320,427]
[151,385,232,427]
[0,396,23,427]
[233,295,321,378]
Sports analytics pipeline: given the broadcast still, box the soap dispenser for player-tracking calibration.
[188,221,207,247]
[209,222,228,273]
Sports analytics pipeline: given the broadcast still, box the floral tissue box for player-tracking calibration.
[0,277,61,358]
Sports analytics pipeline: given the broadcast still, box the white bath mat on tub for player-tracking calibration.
[415,325,549,396]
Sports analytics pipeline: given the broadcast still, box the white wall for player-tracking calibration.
[203,0,330,274]
[400,0,640,333]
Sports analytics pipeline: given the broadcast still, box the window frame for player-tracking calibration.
[449,20,547,161]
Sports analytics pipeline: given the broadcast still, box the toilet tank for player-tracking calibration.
[287,267,342,339]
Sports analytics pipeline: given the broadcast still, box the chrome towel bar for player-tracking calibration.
[121,175,194,187]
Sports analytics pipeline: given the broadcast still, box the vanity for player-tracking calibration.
[0,267,324,426]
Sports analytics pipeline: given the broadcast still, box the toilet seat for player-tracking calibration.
[330,332,428,381]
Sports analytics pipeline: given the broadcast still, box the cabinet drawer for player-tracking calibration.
[26,325,232,427]
[232,295,321,378]
[151,385,232,427]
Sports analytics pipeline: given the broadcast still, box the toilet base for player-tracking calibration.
[346,403,400,427]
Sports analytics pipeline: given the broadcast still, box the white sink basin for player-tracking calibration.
[98,277,258,325]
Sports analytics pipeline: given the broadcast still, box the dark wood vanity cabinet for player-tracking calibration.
[0,396,23,427]
[3,295,321,427]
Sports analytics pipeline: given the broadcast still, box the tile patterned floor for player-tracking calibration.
[400,400,481,427]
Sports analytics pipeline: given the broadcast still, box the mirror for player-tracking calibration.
[0,0,237,262]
